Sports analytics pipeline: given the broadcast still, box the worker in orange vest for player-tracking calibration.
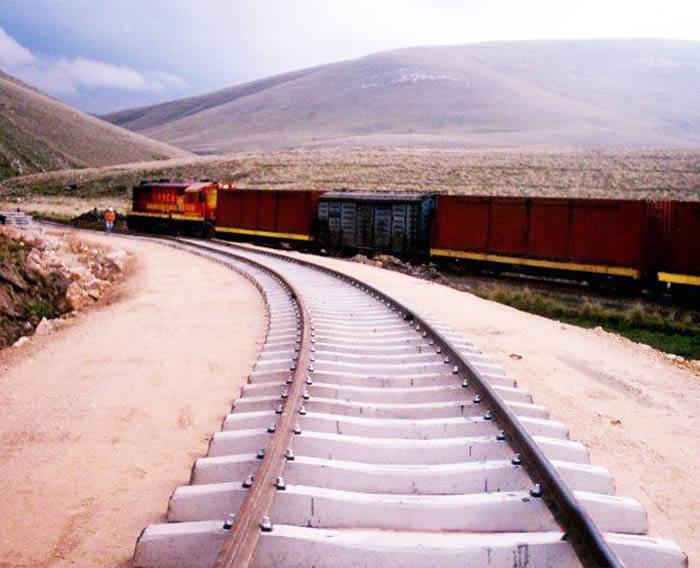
[104,207,116,232]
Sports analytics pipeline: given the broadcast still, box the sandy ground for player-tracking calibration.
[0,233,266,567]
[241,243,698,566]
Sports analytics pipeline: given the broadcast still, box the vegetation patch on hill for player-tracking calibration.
[3,148,700,206]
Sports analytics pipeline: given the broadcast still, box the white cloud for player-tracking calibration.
[0,26,186,96]
[56,57,151,90]
[0,27,35,67]
[147,70,188,90]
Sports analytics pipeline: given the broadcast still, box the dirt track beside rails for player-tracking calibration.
[243,243,699,567]
[0,232,266,567]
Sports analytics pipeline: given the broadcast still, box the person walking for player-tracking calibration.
[104,207,116,232]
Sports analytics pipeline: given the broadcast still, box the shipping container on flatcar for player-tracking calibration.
[127,179,217,235]
[431,196,659,282]
[656,201,700,288]
[317,192,436,257]
[214,188,323,243]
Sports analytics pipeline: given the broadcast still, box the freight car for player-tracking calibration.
[316,192,436,257]
[127,180,217,236]
[656,201,700,288]
[214,188,323,245]
[431,196,665,287]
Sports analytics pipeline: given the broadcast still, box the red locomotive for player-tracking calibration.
[127,179,218,236]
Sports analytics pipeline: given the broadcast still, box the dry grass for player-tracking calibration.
[3,148,700,203]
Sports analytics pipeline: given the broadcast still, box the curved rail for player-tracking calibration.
[148,238,314,568]
[197,239,622,568]
[38,223,684,567]
[213,263,311,568]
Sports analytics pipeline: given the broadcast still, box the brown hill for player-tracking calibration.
[0,69,191,179]
[102,39,700,154]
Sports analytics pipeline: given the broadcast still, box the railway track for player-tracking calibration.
[111,237,687,567]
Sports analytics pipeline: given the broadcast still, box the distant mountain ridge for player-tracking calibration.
[102,39,700,153]
[0,69,190,179]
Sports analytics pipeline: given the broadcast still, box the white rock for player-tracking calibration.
[13,336,29,348]
[66,282,92,310]
[34,317,54,336]
[106,249,127,269]
[85,277,108,291]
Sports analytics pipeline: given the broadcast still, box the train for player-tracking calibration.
[127,179,700,292]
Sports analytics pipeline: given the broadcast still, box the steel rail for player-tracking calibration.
[205,238,624,568]
[166,239,313,568]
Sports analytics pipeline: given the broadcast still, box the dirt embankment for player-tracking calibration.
[0,231,267,567]
[0,225,126,349]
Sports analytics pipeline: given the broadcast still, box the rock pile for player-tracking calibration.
[0,224,127,349]
[352,253,449,284]
[73,208,125,231]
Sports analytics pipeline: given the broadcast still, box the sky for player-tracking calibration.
[0,0,699,114]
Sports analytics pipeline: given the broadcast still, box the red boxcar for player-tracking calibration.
[215,189,323,242]
[127,180,217,235]
[431,196,659,281]
[657,201,700,286]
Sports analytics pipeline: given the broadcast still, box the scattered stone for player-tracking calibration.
[66,282,92,310]
[510,353,523,360]
[106,249,127,270]
[352,253,449,284]
[664,353,683,362]
[34,317,54,336]
[611,419,622,426]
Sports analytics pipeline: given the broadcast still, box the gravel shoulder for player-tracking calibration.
[0,233,266,567]
[245,243,699,566]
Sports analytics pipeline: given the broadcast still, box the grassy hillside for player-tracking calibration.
[2,149,699,207]
[0,69,191,180]
[102,39,700,153]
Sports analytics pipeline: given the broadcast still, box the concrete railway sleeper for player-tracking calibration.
[131,239,688,568]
